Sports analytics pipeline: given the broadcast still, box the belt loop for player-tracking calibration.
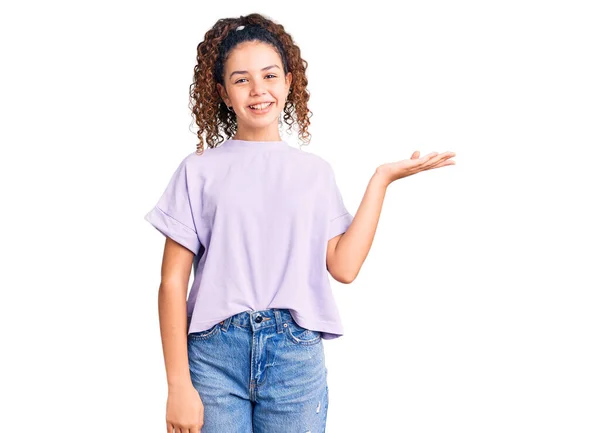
[274,309,283,334]
[221,316,232,333]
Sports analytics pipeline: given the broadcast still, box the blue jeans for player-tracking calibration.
[187,308,329,432]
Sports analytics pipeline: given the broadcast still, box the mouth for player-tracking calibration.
[248,101,274,114]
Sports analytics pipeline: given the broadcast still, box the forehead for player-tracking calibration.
[225,41,282,72]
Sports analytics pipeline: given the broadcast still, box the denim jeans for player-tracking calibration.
[187,308,329,432]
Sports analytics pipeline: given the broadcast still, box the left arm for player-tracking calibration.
[326,149,456,283]
[326,169,389,284]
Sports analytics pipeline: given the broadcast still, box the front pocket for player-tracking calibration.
[188,323,221,341]
[284,322,322,346]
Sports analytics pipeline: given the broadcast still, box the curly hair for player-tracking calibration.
[189,13,313,155]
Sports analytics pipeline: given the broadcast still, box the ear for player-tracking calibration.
[285,72,293,93]
[217,83,230,106]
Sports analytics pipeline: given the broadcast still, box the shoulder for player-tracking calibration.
[184,145,224,161]
[179,145,225,170]
[286,147,333,173]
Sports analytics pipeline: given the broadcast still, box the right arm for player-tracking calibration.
[159,237,194,387]
[159,237,204,432]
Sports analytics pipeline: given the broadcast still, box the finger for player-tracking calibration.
[411,151,420,159]
[424,152,455,168]
[415,152,438,168]
[166,422,172,433]
[428,151,454,159]
[420,152,438,162]
[440,151,456,160]
[423,159,456,171]
[417,158,445,171]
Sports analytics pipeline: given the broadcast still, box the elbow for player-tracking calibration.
[340,261,362,283]
[337,271,357,284]
[332,262,360,284]
[329,269,355,284]
[328,255,359,284]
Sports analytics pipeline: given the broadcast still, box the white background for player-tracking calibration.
[1,0,599,432]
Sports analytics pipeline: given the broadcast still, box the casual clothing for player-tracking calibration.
[144,138,353,339]
[187,308,328,432]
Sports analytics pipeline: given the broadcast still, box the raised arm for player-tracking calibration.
[327,150,456,283]
[326,171,388,283]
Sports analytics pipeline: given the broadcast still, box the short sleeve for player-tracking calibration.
[327,164,353,240]
[144,157,201,255]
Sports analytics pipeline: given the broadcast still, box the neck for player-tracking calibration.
[232,127,282,142]
[232,135,283,142]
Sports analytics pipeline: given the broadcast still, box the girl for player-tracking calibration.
[145,12,456,433]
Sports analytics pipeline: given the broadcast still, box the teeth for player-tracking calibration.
[250,102,272,110]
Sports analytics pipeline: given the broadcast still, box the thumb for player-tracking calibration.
[411,151,420,159]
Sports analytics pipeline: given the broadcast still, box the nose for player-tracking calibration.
[250,80,267,96]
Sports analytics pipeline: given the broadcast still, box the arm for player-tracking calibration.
[326,169,389,283]
[158,237,195,388]
[326,150,456,283]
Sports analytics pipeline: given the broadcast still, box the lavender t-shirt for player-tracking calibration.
[144,138,353,340]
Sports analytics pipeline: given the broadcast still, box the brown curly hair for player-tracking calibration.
[188,13,313,155]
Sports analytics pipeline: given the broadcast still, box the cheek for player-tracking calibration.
[278,92,289,106]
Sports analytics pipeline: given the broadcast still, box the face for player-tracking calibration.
[217,41,292,139]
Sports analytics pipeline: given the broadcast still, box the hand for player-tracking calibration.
[166,383,204,433]
[376,150,456,185]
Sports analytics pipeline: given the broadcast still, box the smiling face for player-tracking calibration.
[217,41,292,141]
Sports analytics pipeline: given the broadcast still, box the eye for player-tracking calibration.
[234,74,277,84]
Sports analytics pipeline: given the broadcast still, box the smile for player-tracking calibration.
[248,102,274,114]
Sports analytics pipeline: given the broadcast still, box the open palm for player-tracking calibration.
[377,150,456,184]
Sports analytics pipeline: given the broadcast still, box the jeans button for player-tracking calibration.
[255,315,263,323]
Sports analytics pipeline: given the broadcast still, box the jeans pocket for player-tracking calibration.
[284,320,322,346]
[188,323,221,341]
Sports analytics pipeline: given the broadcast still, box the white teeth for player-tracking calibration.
[249,102,272,110]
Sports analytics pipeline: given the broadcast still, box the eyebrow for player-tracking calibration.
[229,64,281,79]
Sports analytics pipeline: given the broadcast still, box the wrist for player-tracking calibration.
[372,168,391,188]
[167,375,192,389]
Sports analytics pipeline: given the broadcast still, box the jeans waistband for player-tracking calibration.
[219,308,295,334]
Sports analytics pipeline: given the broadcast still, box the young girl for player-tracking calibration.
[145,12,455,433]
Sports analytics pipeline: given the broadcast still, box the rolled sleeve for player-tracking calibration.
[144,156,201,255]
[144,206,200,254]
[329,211,353,239]
[327,164,353,240]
